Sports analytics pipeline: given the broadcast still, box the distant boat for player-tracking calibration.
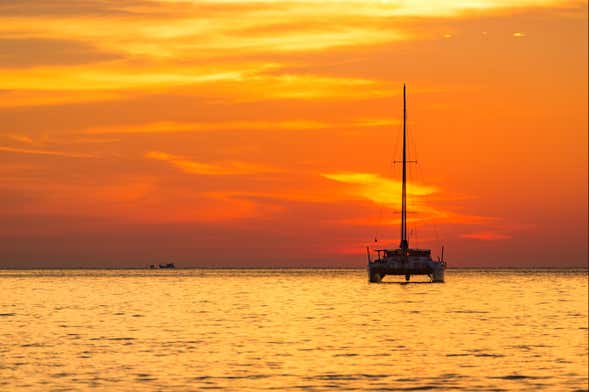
[367,85,446,283]
[148,263,176,269]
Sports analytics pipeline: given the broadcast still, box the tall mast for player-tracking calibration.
[400,84,408,251]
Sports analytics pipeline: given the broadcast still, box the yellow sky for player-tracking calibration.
[0,0,587,267]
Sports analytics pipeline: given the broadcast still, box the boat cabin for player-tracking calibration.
[375,248,432,259]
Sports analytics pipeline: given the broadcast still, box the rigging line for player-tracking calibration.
[402,92,443,257]
[406,107,418,247]
[374,99,402,246]
[407,111,440,251]
[408,139,420,248]
[416,154,442,250]
[412,123,443,251]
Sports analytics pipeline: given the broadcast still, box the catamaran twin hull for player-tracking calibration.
[368,257,445,283]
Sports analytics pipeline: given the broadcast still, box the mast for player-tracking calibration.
[400,84,408,251]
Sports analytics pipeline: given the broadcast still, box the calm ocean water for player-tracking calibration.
[0,269,587,391]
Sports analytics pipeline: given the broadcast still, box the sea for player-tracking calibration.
[0,269,587,391]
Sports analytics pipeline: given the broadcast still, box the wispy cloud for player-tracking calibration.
[85,117,398,135]
[0,89,125,108]
[0,64,248,91]
[7,134,34,144]
[322,172,502,227]
[146,151,281,175]
[322,172,437,206]
[87,120,330,135]
[0,146,95,158]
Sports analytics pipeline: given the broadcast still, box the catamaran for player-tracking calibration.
[367,85,446,283]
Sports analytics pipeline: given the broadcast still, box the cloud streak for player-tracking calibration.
[84,118,399,135]
[0,146,95,158]
[146,151,281,176]
[88,120,330,135]
[322,172,437,206]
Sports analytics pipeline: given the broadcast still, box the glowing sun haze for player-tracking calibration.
[0,0,586,268]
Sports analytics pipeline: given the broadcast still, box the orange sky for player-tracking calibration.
[0,0,587,268]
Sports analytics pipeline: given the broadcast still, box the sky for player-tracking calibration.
[0,0,587,268]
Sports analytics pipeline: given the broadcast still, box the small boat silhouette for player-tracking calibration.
[148,263,176,269]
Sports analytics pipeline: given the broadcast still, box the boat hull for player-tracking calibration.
[368,258,445,283]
